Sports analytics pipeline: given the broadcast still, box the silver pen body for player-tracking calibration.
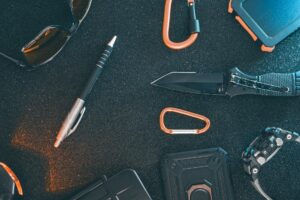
[54,98,85,148]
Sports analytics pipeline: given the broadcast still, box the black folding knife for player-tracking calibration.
[151,68,300,97]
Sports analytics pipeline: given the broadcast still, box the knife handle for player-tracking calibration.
[227,68,300,96]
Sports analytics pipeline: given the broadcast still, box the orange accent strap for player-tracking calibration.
[228,0,233,13]
[235,16,258,41]
[163,0,199,50]
[160,107,211,135]
[261,45,275,52]
[0,162,23,196]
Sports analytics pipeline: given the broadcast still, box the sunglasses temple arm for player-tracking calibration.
[0,52,27,68]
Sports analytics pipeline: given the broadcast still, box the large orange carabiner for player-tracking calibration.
[163,0,200,50]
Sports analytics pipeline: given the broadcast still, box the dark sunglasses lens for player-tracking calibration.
[71,0,92,22]
[22,26,69,66]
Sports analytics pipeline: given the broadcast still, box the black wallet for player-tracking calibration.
[70,169,152,200]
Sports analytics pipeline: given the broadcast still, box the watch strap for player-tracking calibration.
[252,179,272,200]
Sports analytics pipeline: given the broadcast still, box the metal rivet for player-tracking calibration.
[252,168,259,174]
[257,157,266,165]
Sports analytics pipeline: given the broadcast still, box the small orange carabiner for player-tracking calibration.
[163,0,200,50]
[160,107,211,135]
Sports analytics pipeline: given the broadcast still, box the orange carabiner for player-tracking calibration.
[0,162,23,196]
[160,107,211,135]
[163,0,200,50]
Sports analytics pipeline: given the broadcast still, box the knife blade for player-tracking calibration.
[151,68,300,97]
[151,71,227,95]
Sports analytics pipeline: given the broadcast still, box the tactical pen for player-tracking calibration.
[54,36,117,148]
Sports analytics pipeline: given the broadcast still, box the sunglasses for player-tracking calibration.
[0,0,92,70]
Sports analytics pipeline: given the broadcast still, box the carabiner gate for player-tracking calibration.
[163,0,200,50]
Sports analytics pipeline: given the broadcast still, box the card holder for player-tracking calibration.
[70,169,152,200]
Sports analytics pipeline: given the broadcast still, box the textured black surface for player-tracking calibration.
[0,0,300,200]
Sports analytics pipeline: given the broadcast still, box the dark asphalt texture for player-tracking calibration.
[0,0,300,200]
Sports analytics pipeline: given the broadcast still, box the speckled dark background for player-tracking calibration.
[0,0,300,200]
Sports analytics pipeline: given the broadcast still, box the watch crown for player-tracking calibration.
[252,168,259,174]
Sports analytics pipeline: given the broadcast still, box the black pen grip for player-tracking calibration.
[80,46,113,100]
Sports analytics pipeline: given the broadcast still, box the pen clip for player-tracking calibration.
[68,106,86,136]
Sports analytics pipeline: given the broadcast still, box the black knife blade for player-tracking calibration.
[151,68,300,97]
[151,72,227,95]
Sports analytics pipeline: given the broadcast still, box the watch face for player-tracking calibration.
[247,132,281,162]
[251,134,273,151]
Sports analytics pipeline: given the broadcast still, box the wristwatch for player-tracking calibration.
[242,127,300,200]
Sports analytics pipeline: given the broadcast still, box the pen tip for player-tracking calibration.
[54,140,60,148]
[108,35,117,47]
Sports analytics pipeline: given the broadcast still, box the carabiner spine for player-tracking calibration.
[162,0,200,50]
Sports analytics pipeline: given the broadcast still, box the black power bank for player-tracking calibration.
[229,0,300,52]
[161,148,234,200]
